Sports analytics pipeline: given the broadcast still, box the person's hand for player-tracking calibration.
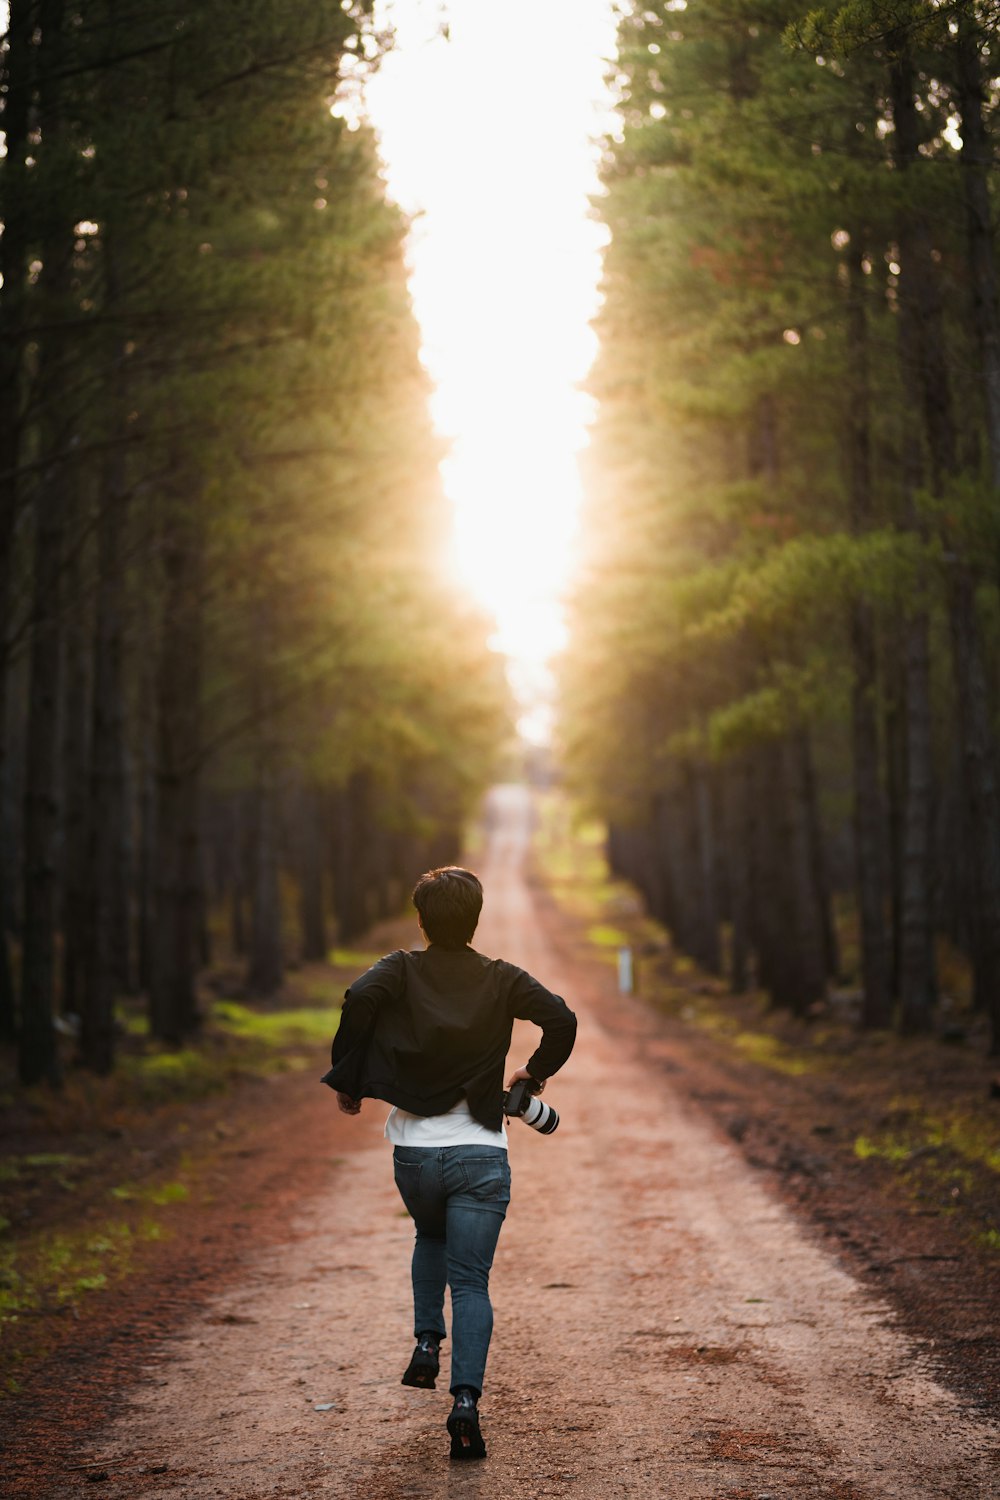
[505,1065,543,1093]
[336,1092,362,1115]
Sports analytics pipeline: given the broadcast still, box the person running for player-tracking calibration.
[323,865,577,1461]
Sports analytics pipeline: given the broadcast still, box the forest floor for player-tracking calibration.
[2,785,1000,1499]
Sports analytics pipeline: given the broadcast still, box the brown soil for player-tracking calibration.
[534,884,1000,1426]
[3,785,1000,1499]
[625,1001,1000,1425]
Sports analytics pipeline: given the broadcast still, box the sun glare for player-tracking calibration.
[365,0,616,690]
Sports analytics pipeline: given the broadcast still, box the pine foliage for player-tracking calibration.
[563,0,1000,1045]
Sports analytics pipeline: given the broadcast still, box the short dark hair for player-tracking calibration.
[412,867,483,949]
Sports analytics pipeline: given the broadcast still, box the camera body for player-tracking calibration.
[502,1077,559,1135]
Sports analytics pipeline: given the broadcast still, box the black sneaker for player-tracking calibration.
[447,1390,486,1461]
[401,1334,440,1389]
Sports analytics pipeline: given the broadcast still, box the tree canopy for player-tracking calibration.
[562,0,1000,1048]
[1,0,510,1081]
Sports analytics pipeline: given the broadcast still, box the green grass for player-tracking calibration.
[920,1113,1000,1174]
[213,999,337,1046]
[732,1031,820,1078]
[852,1110,1000,1175]
[854,1134,914,1165]
[0,1153,84,1183]
[301,976,343,1006]
[109,999,341,1105]
[118,1047,228,1103]
[852,1120,1000,1252]
[587,924,631,949]
[657,994,821,1079]
[109,1179,189,1207]
[0,1215,166,1325]
[849,1102,999,1242]
[329,947,381,971]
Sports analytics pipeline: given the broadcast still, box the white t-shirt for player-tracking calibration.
[384,1097,507,1149]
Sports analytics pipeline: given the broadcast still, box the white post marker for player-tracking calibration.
[617,946,634,995]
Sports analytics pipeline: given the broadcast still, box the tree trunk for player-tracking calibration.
[780,734,827,1014]
[949,31,1000,1044]
[18,0,70,1085]
[751,743,795,1009]
[0,659,15,1042]
[331,772,374,943]
[894,295,938,1032]
[198,851,212,969]
[898,615,937,1031]
[60,522,90,1024]
[136,649,156,996]
[652,792,679,935]
[691,761,721,973]
[298,782,328,963]
[19,470,66,1085]
[228,792,248,957]
[246,609,284,995]
[81,402,130,1073]
[0,0,35,1045]
[845,239,891,1024]
[724,756,751,993]
[750,737,826,1015]
[150,499,204,1042]
[884,654,906,1002]
[113,740,134,994]
[852,618,890,1022]
[892,44,1000,1043]
[956,20,1000,486]
[890,51,958,490]
[20,407,74,1083]
[618,805,663,930]
[247,751,283,995]
[947,570,1000,1051]
[890,49,941,1032]
[661,768,699,959]
[799,731,838,981]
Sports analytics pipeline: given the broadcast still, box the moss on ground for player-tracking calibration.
[0,1213,166,1342]
[853,1109,1000,1177]
[328,947,382,971]
[213,998,336,1046]
[731,1031,819,1078]
[93,988,343,1108]
[586,924,632,950]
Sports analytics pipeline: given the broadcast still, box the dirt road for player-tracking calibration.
[49,786,999,1498]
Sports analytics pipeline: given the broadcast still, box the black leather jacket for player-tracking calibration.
[322,945,577,1131]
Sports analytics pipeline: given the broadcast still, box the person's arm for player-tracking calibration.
[505,966,577,1086]
[329,988,379,1069]
[325,952,402,1111]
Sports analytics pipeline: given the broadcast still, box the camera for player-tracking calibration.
[502,1077,559,1135]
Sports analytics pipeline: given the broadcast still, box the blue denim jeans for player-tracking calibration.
[392,1145,511,1396]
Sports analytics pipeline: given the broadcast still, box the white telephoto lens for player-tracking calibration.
[522,1095,559,1134]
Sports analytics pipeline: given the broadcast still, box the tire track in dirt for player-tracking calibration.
[43,785,1000,1499]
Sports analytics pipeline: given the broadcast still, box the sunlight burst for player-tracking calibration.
[365,0,616,676]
